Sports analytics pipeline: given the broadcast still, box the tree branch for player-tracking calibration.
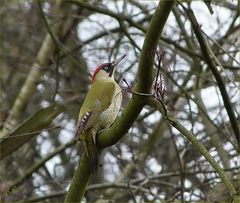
[64,152,91,202]
[183,6,240,147]
[148,97,238,200]
[6,141,74,195]
[64,1,176,202]
[98,0,175,147]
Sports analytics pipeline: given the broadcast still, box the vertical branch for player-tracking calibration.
[136,2,174,93]
[98,0,176,147]
[64,153,91,203]
[64,0,176,202]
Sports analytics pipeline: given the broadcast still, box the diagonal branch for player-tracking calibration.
[148,97,238,200]
[64,1,176,202]
[184,6,240,147]
[6,141,74,195]
[98,1,175,147]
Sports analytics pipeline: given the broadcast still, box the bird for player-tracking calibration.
[75,55,125,173]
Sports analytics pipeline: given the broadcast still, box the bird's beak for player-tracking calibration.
[108,55,126,77]
[111,55,126,68]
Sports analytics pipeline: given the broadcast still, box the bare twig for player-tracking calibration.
[0,126,61,140]
[181,4,240,147]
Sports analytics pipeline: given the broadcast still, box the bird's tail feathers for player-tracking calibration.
[83,130,99,173]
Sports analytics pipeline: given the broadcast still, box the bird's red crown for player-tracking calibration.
[91,63,109,83]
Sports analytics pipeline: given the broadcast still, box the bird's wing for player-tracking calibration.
[75,81,116,138]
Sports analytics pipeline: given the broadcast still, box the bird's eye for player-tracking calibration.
[103,65,109,71]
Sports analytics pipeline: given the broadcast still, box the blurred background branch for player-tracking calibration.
[1,0,239,202]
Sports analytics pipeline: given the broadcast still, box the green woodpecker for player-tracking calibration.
[75,55,125,173]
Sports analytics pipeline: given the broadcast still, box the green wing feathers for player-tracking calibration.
[75,81,115,137]
[75,81,116,172]
[79,81,115,116]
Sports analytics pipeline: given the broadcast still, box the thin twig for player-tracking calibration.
[6,141,74,196]
[181,3,240,147]
[122,78,153,97]
[0,126,61,140]
[202,30,240,65]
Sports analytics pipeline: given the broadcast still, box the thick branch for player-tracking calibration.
[64,152,91,203]
[98,0,175,147]
[64,1,175,202]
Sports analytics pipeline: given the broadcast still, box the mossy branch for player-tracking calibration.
[64,1,176,202]
[98,0,175,148]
